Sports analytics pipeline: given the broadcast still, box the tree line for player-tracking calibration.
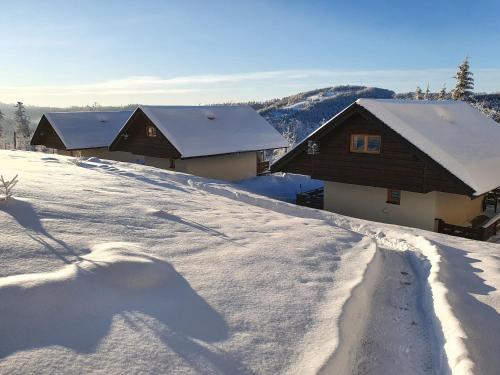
[414,56,475,101]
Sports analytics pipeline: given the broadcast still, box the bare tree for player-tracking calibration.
[0,110,4,139]
[1,174,18,202]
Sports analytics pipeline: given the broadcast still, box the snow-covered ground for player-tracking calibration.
[0,151,499,375]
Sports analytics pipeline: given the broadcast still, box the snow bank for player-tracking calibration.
[288,237,378,374]
[314,239,382,374]
[0,243,173,311]
[385,234,473,374]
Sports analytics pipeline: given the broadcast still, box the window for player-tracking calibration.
[350,134,381,154]
[307,140,320,155]
[169,158,176,169]
[387,189,401,205]
[146,125,157,138]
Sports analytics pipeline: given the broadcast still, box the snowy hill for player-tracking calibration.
[255,86,395,143]
[255,87,500,144]
[1,151,499,374]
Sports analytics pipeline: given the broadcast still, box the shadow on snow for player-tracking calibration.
[0,252,247,373]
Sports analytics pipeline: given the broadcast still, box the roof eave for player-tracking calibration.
[181,144,288,159]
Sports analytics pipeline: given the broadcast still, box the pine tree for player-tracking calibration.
[14,102,31,140]
[414,86,423,100]
[451,56,474,100]
[424,84,430,100]
[438,84,447,100]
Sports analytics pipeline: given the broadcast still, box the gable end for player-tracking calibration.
[110,108,181,159]
[272,103,475,196]
[30,115,67,150]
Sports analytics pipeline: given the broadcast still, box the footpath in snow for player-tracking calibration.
[320,248,439,375]
[0,150,499,375]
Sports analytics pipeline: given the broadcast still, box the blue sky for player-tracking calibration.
[0,0,499,106]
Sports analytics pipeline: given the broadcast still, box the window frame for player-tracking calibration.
[349,134,381,154]
[386,189,401,205]
[145,125,157,138]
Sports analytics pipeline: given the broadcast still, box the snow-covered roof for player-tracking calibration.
[44,111,133,150]
[136,105,287,158]
[357,99,500,195]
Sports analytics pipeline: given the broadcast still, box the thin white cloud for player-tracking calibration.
[1,68,498,106]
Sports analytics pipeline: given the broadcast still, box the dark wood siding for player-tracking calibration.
[110,109,181,158]
[30,116,66,150]
[276,105,473,196]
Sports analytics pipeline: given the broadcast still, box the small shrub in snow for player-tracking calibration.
[71,156,85,166]
[1,174,18,202]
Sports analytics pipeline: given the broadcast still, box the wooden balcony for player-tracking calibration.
[437,188,500,241]
[257,160,270,175]
[436,214,500,241]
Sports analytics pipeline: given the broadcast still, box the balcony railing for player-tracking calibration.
[436,213,500,241]
[296,187,324,210]
[257,161,270,175]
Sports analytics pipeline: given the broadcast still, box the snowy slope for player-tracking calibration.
[0,151,499,375]
[0,151,375,375]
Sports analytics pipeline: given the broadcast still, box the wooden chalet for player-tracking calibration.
[109,105,287,181]
[30,110,138,162]
[271,99,500,240]
[31,105,287,181]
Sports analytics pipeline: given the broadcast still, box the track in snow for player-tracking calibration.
[321,248,440,375]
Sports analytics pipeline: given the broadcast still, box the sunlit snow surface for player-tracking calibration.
[0,151,498,375]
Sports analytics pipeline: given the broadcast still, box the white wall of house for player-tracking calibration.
[144,151,257,182]
[59,149,257,182]
[324,181,437,231]
[324,181,484,232]
[434,191,484,226]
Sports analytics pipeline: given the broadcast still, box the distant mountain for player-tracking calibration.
[251,86,395,143]
[252,86,500,145]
